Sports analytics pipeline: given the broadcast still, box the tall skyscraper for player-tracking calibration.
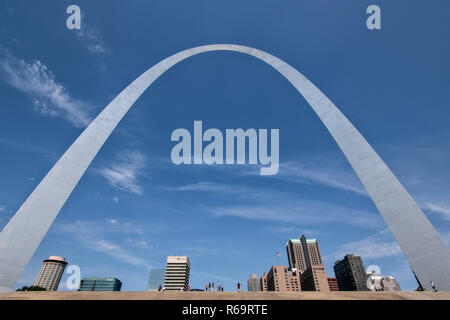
[148,268,166,291]
[302,236,322,267]
[286,239,307,272]
[34,256,67,291]
[164,256,190,291]
[300,264,330,292]
[334,254,369,291]
[264,266,301,292]
[78,278,122,291]
[327,277,340,291]
[247,274,261,291]
[286,235,323,272]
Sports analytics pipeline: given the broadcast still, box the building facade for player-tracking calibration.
[327,277,340,291]
[34,256,67,291]
[148,268,166,291]
[286,239,307,272]
[164,256,190,291]
[247,273,261,291]
[334,254,369,291]
[300,264,330,292]
[260,272,268,292]
[367,274,401,291]
[264,266,301,292]
[286,235,323,273]
[302,236,322,267]
[380,276,401,291]
[78,278,122,291]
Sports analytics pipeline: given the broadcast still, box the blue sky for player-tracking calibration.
[0,0,450,291]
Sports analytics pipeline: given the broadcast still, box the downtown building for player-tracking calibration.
[286,235,323,272]
[286,235,329,291]
[78,278,122,291]
[367,273,401,291]
[34,256,67,291]
[260,271,268,291]
[148,268,165,291]
[378,276,401,291]
[300,264,330,292]
[327,277,340,291]
[260,266,301,292]
[334,254,369,291]
[247,273,261,291]
[164,256,190,291]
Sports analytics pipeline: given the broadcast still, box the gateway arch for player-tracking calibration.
[1,44,449,292]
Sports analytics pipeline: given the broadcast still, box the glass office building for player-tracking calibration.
[78,277,122,291]
[148,268,166,291]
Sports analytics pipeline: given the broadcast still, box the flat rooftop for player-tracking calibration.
[1,291,449,300]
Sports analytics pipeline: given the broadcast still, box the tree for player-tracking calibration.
[16,286,47,291]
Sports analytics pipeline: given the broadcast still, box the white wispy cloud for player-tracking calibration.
[258,225,320,238]
[0,46,92,127]
[162,181,291,201]
[124,237,150,249]
[240,155,367,196]
[106,218,118,225]
[274,160,367,196]
[328,229,402,261]
[97,150,147,195]
[0,136,57,159]
[91,239,150,268]
[163,181,232,193]
[163,180,381,228]
[54,220,151,269]
[208,204,381,229]
[73,16,110,56]
[424,203,450,221]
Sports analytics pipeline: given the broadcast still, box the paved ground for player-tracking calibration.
[0,291,449,300]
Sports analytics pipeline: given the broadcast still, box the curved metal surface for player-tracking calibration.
[1,44,449,291]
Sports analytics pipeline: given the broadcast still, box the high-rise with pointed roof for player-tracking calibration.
[302,236,323,267]
[286,235,323,273]
[286,239,307,272]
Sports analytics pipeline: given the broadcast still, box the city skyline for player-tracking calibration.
[1,1,450,291]
[26,235,402,292]
[5,43,446,291]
